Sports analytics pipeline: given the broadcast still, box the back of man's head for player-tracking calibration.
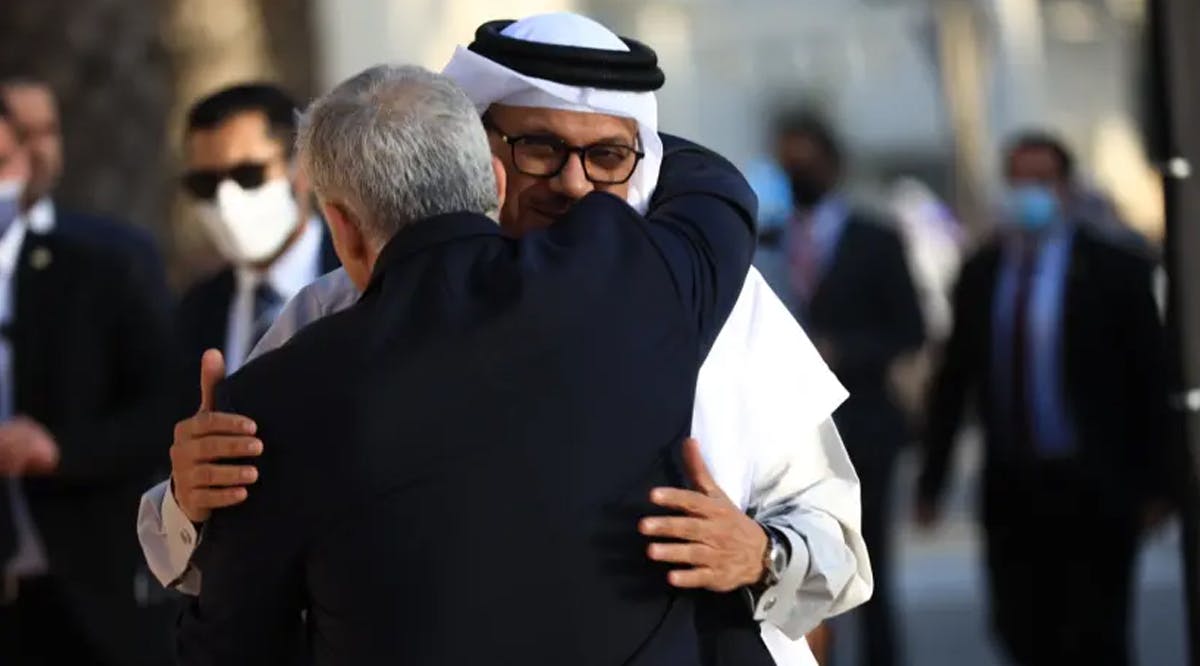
[298,64,498,247]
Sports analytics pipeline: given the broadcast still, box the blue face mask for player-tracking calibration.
[1004,185,1061,232]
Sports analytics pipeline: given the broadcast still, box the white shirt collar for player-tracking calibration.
[25,198,55,234]
[234,217,324,301]
[0,219,28,278]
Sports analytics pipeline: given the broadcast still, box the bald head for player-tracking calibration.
[0,79,61,208]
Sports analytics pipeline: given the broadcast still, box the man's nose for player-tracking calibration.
[548,153,593,200]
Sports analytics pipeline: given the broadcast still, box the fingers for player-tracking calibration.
[170,435,263,468]
[174,411,257,442]
[680,437,721,495]
[649,487,723,516]
[666,568,720,589]
[646,542,716,566]
[198,349,227,412]
[638,516,711,542]
[186,463,258,488]
[184,486,250,511]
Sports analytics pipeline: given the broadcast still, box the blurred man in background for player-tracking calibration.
[758,113,925,666]
[0,97,177,665]
[175,83,339,377]
[917,132,1172,665]
[0,76,168,303]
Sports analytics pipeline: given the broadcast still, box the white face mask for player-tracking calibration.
[195,178,301,265]
[0,178,24,237]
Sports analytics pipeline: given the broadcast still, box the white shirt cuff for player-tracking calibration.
[136,478,203,591]
[751,526,812,634]
[161,479,202,571]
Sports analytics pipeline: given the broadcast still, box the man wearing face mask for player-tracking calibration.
[176,83,340,378]
[759,113,924,666]
[0,98,177,664]
[916,132,1173,665]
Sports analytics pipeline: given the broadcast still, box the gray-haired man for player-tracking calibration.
[142,14,870,666]
[176,62,769,665]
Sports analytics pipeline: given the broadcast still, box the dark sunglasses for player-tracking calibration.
[181,162,272,200]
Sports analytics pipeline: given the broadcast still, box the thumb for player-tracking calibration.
[681,437,721,496]
[198,349,227,412]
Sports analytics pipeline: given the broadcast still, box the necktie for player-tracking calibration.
[788,214,820,309]
[249,282,282,352]
[1010,247,1037,454]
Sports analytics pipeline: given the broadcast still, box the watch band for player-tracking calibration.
[758,525,787,588]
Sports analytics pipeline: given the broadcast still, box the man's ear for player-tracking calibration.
[321,200,374,290]
[290,162,312,199]
[322,201,364,263]
[492,155,507,213]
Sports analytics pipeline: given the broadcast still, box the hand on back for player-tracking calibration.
[169,349,262,523]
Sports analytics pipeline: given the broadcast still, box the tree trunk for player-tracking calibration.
[0,0,173,242]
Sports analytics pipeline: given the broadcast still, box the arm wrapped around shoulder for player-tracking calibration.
[644,134,759,353]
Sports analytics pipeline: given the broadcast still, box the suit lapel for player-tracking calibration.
[810,217,857,309]
[11,234,63,415]
[1061,231,1091,382]
[198,271,236,359]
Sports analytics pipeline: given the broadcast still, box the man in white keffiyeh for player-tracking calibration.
[137,13,872,665]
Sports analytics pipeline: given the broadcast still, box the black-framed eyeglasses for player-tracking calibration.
[483,118,644,186]
[181,162,273,200]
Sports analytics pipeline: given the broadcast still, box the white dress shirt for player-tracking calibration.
[137,266,871,666]
[1,220,50,582]
[223,217,324,374]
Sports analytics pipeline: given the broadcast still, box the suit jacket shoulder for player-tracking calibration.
[56,209,168,292]
[1075,226,1156,276]
[179,268,236,314]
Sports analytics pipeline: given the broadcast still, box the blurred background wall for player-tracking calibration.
[313,0,1162,239]
[0,1,1189,664]
[0,0,1165,284]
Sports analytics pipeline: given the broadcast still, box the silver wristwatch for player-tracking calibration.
[759,527,788,588]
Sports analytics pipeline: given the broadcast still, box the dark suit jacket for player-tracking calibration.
[55,208,171,307]
[805,212,925,450]
[177,138,770,666]
[918,227,1170,520]
[176,226,340,369]
[3,231,178,663]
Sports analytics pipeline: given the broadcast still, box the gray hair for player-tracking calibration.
[297,64,497,244]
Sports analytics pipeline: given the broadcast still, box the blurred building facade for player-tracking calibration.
[0,0,1164,285]
[312,0,1161,240]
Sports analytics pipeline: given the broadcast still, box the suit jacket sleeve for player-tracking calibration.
[918,253,982,505]
[1112,252,1172,502]
[642,135,758,352]
[831,224,925,378]
[50,254,179,481]
[176,382,307,666]
[548,136,756,352]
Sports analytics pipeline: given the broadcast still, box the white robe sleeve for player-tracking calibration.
[134,269,360,594]
[691,268,871,661]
